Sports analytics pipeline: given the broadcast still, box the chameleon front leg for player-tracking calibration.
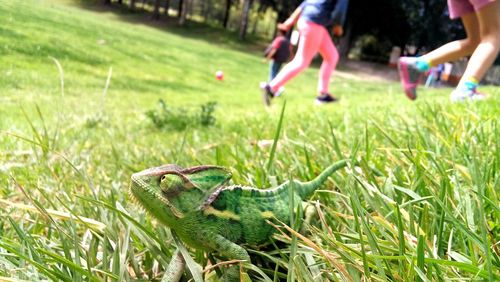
[161,249,185,282]
[201,233,251,282]
[300,201,317,234]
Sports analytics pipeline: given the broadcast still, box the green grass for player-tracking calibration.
[1,0,499,281]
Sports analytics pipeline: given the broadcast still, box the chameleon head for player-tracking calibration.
[130,164,232,223]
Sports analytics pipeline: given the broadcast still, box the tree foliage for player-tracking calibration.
[400,0,464,49]
[99,0,467,60]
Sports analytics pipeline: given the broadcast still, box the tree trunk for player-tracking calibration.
[130,0,136,10]
[202,0,211,22]
[178,0,189,26]
[104,0,111,5]
[117,0,122,4]
[152,0,161,20]
[276,0,292,23]
[178,0,183,18]
[239,0,253,40]
[222,0,231,28]
[187,0,194,16]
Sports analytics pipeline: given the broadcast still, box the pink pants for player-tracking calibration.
[447,0,496,19]
[269,19,339,94]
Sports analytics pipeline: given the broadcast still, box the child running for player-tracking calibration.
[260,0,349,106]
[399,0,499,101]
[264,29,293,82]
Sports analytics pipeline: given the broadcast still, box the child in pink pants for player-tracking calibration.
[261,0,349,106]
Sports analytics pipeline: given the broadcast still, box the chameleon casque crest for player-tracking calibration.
[130,160,348,281]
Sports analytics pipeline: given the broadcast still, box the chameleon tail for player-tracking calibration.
[297,160,348,199]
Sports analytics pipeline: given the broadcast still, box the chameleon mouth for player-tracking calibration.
[130,170,186,219]
[129,186,184,219]
[130,179,184,219]
[157,192,184,218]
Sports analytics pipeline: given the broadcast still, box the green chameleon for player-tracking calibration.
[130,160,348,281]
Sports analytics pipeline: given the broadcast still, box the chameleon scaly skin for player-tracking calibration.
[130,160,348,281]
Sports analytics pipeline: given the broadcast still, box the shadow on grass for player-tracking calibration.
[66,1,376,79]
[70,0,268,54]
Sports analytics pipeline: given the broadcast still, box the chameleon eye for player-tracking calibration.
[160,174,184,192]
[160,175,170,187]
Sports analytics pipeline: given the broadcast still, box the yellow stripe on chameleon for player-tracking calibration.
[261,211,275,219]
[204,206,241,221]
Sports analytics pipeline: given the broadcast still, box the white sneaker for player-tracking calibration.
[275,86,285,97]
[450,88,487,102]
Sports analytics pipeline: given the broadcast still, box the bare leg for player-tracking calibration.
[397,12,480,100]
[420,13,480,66]
[460,1,500,82]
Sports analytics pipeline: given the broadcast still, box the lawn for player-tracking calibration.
[0,0,499,281]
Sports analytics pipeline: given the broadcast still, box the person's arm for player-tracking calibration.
[331,0,349,26]
[277,3,305,31]
[332,25,343,37]
[265,48,277,61]
[264,38,281,61]
[331,0,349,36]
